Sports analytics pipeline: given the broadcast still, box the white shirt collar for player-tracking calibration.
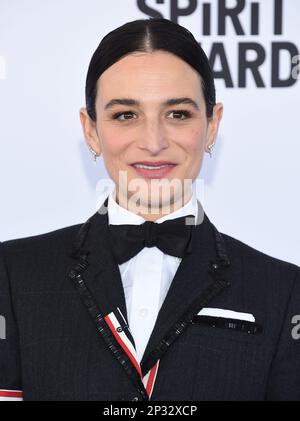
[107,186,198,225]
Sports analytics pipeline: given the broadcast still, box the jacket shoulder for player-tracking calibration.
[0,223,84,279]
[220,231,299,276]
[1,223,82,253]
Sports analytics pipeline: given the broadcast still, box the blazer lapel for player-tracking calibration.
[67,199,150,398]
[140,201,231,373]
[72,204,129,325]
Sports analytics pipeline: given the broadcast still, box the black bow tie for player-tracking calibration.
[108,215,195,264]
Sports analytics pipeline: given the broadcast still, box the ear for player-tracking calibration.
[205,103,223,153]
[79,107,102,156]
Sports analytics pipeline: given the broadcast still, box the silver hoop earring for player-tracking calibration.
[207,142,215,158]
[88,145,98,164]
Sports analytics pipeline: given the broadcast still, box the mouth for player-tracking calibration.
[130,161,178,179]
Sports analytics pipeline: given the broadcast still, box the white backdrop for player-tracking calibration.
[0,0,299,266]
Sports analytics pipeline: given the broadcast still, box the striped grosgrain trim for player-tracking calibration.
[0,389,23,400]
[104,311,160,399]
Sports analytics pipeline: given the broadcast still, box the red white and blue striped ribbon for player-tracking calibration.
[104,310,160,399]
[0,389,23,401]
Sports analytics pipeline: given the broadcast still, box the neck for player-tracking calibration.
[115,190,193,221]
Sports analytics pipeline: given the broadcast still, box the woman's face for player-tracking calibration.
[80,51,223,218]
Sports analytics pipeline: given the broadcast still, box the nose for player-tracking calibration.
[137,118,169,155]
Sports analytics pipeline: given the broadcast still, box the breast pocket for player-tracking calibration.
[181,315,266,349]
[191,315,263,334]
[176,316,270,400]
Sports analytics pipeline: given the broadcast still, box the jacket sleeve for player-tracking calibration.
[0,241,23,400]
[266,267,300,400]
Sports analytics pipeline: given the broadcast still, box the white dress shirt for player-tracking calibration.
[107,189,198,363]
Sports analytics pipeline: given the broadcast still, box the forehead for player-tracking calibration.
[97,51,203,103]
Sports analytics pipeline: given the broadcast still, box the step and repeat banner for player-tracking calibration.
[0,0,299,265]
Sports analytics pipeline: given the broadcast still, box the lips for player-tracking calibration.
[131,161,176,168]
[130,161,177,179]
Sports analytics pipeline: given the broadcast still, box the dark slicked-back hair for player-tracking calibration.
[85,18,216,121]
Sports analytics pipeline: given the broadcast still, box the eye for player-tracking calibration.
[112,111,136,121]
[111,109,192,121]
[168,110,192,120]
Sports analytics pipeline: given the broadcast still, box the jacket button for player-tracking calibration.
[132,396,139,401]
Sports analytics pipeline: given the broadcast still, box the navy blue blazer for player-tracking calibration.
[0,198,299,401]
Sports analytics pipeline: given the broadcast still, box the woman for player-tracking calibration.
[0,18,299,401]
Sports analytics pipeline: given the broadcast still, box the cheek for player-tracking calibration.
[99,126,130,158]
[179,128,206,179]
[181,127,205,154]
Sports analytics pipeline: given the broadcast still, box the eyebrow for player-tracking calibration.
[104,97,200,111]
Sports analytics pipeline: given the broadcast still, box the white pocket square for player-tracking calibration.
[197,308,255,322]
